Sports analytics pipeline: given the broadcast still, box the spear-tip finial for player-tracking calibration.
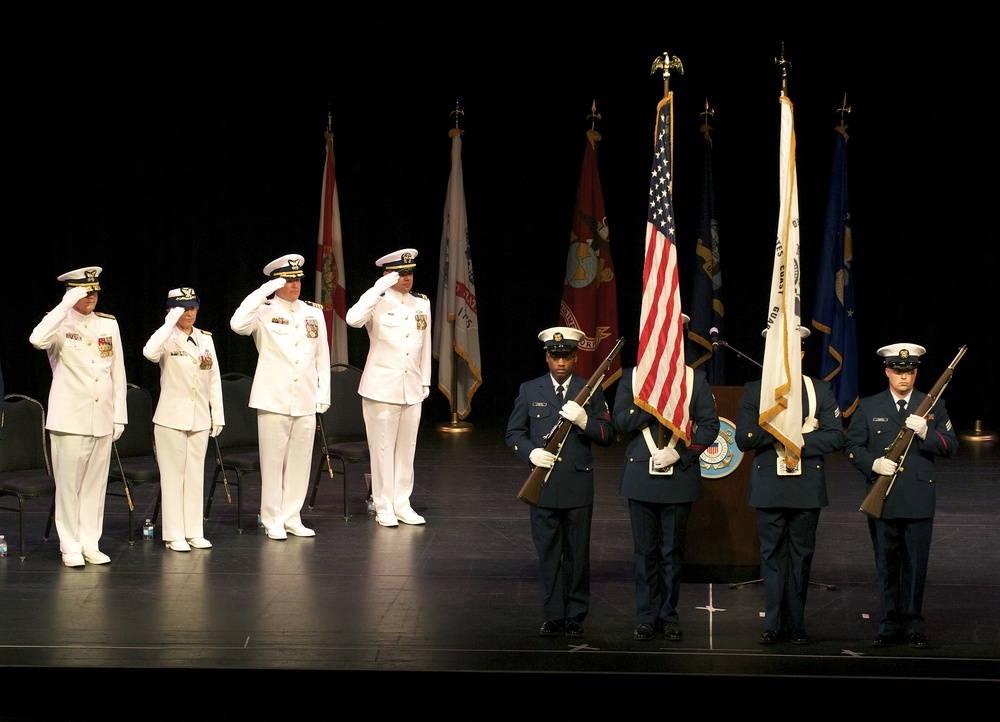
[774,42,792,95]
[700,98,715,145]
[586,99,603,147]
[451,98,465,136]
[836,93,851,139]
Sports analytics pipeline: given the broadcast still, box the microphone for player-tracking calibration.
[710,327,720,348]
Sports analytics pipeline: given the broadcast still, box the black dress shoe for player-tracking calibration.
[539,620,562,637]
[634,623,655,641]
[759,630,780,645]
[663,623,683,641]
[871,634,895,648]
[564,620,584,636]
[908,632,929,648]
[789,629,809,645]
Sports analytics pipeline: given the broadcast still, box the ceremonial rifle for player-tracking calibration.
[860,344,967,519]
[517,337,624,506]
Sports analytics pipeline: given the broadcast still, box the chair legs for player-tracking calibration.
[205,465,243,533]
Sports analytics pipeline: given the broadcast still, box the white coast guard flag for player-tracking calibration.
[759,94,803,469]
[433,129,482,418]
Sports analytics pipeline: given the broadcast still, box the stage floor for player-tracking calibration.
[2,418,997,707]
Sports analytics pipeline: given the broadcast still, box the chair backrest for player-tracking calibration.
[217,372,258,448]
[319,364,367,441]
[0,395,51,474]
[115,384,156,458]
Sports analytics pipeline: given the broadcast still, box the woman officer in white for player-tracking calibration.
[143,288,224,551]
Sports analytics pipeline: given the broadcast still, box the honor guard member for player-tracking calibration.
[29,267,127,567]
[845,343,958,649]
[736,327,844,645]
[505,327,614,637]
[143,288,224,552]
[346,248,432,528]
[231,254,330,540]
[614,315,720,642]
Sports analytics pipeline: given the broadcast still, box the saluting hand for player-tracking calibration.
[373,272,399,294]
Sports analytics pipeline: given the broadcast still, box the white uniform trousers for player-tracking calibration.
[257,411,315,533]
[362,398,421,518]
[50,431,112,555]
[154,425,210,542]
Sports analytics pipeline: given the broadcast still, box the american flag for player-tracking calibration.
[635,92,690,445]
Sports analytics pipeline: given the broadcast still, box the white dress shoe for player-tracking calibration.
[62,553,85,568]
[284,523,315,537]
[186,537,212,549]
[83,549,111,564]
[375,513,398,528]
[266,527,287,540]
[396,509,426,525]
[165,540,192,552]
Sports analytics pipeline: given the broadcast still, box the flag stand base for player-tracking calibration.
[439,413,473,433]
[959,419,997,443]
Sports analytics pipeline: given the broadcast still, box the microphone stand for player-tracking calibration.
[714,333,836,593]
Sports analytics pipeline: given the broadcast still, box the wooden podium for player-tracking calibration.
[683,385,760,583]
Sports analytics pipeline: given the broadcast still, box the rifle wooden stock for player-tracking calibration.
[517,337,624,506]
[860,344,967,519]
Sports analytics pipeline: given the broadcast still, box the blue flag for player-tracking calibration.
[811,124,859,418]
[686,110,725,385]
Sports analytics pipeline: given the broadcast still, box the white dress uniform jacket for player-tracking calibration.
[346,286,432,404]
[231,296,331,414]
[143,327,224,432]
[30,307,128,434]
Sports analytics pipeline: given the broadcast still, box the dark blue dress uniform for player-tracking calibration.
[506,373,613,627]
[845,388,958,639]
[614,367,719,631]
[736,377,843,639]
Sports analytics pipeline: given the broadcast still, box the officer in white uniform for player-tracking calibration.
[143,287,224,552]
[231,254,330,540]
[346,248,432,527]
[29,267,127,567]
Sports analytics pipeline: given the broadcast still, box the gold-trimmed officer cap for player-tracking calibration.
[166,287,200,308]
[263,254,306,279]
[57,266,103,293]
[877,343,925,370]
[538,326,585,357]
[761,325,811,339]
[376,248,418,274]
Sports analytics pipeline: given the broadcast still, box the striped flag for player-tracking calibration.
[759,94,803,469]
[811,122,858,417]
[635,92,690,445]
[316,127,349,365]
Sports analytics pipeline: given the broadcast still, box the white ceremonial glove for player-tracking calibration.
[373,272,400,294]
[316,403,330,414]
[559,400,588,429]
[58,286,89,310]
[422,386,430,401]
[165,306,185,326]
[259,278,286,298]
[209,424,224,438]
[905,414,928,439]
[652,446,681,469]
[113,424,125,442]
[801,417,819,434]
[529,448,556,469]
[872,457,898,476]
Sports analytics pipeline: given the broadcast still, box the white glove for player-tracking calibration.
[316,403,329,414]
[113,424,125,441]
[373,272,400,294]
[652,446,681,469]
[529,448,556,469]
[58,286,89,310]
[801,417,819,434]
[559,400,588,429]
[209,424,224,438]
[259,278,286,297]
[872,457,898,476]
[905,414,928,439]
[165,306,185,326]
[422,386,430,401]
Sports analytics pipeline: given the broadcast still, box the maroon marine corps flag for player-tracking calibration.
[559,115,621,386]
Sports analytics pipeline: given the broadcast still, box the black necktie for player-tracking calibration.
[187,336,197,345]
[897,399,907,423]
[556,385,564,407]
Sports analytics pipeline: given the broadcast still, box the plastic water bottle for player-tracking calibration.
[257,514,264,528]
[0,535,7,557]
[143,518,155,541]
